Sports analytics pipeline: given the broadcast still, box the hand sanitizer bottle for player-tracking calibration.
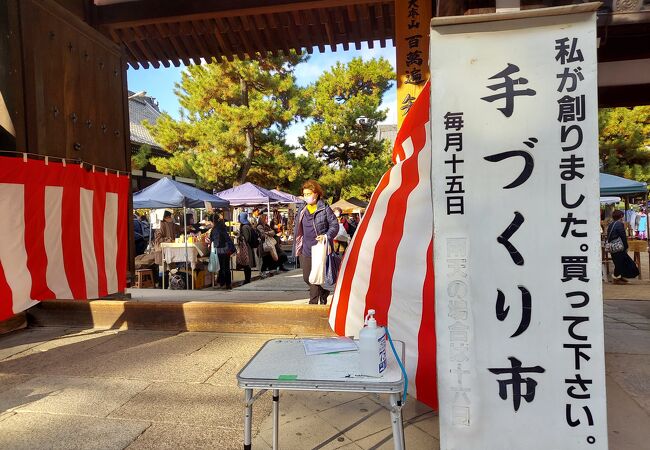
[359,309,387,377]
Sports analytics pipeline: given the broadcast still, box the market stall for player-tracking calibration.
[133,177,229,289]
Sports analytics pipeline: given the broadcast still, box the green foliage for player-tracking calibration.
[301,57,395,168]
[318,140,392,202]
[146,52,310,189]
[131,144,151,170]
[599,106,650,182]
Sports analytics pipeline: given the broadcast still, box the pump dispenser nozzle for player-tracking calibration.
[365,309,377,328]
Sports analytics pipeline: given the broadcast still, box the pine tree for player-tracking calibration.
[147,53,310,189]
[300,57,395,200]
[599,106,650,182]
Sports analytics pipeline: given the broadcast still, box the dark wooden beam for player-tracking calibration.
[165,23,193,66]
[197,20,222,61]
[95,0,389,28]
[348,4,362,50]
[142,25,171,68]
[267,13,292,56]
[113,28,149,69]
[598,84,650,108]
[436,0,465,17]
[153,23,182,67]
[358,4,373,49]
[206,18,232,61]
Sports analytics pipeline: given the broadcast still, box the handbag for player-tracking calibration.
[323,251,342,291]
[309,236,328,285]
[262,235,275,252]
[335,223,350,242]
[263,235,279,261]
[236,236,250,267]
[605,224,625,254]
[208,243,220,273]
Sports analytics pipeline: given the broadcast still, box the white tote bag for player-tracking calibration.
[309,236,328,285]
[335,223,350,242]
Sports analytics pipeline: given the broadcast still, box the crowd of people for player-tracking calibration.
[133,180,358,302]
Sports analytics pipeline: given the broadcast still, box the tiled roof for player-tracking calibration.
[129,92,163,149]
[376,124,397,147]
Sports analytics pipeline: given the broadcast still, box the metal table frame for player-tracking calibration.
[237,339,406,450]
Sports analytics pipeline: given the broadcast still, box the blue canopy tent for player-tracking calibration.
[133,177,229,289]
[216,182,297,225]
[600,173,647,197]
[216,182,292,206]
[270,188,301,204]
[133,177,229,209]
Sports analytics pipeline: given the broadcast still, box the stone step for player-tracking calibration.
[26,300,335,335]
[0,312,27,335]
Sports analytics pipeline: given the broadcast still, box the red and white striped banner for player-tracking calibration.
[0,156,129,321]
[329,82,438,409]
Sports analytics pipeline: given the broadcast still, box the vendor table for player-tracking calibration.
[628,240,648,280]
[237,338,405,450]
[160,242,206,289]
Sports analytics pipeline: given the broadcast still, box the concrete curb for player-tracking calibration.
[27,300,336,335]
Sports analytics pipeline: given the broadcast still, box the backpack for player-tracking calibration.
[219,234,236,256]
[245,225,260,248]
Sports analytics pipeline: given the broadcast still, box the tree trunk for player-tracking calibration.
[238,77,254,184]
[333,185,343,203]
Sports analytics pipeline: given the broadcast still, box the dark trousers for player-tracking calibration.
[261,253,288,272]
[261,254,275,272]
[243,266,252,283]
[217,254,232,288]
[135,239,147,256]
[300,255,329,305]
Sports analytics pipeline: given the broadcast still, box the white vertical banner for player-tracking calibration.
[431,5,607,450]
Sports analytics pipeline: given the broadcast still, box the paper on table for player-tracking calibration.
[302,337,358,356]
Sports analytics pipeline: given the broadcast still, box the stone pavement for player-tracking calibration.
[126,269,313,305]
[1,297,649,450]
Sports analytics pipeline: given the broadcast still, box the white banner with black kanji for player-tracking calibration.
[430,6,607,450]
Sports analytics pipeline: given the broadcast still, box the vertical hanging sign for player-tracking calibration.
[396,0,431,128]
[430,5,607,449]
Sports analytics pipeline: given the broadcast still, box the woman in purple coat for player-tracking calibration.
[294,180,339,304]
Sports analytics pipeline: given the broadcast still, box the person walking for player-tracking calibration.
[294,180,338,305]
[257,213,289,274]
[332,207,351,253]
[139,215,151,251]
[210,217,234,289]
[607,209,639,284]
[133,214,147,256]
[238,211,257,284]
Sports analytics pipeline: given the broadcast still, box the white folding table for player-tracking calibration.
[237,338,406,450]
[160,242,206,290]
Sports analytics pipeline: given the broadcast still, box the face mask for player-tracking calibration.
[305,195,317,205]
[334,212,341,217]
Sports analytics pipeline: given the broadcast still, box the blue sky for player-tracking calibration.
[126,41,397,148]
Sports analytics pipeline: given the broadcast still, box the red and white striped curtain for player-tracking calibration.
[329,82,438,409]
[0,156,129,321]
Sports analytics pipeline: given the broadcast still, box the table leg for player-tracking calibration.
[272,389,280,450]
[244,388,253,450]
[389,393,405,450]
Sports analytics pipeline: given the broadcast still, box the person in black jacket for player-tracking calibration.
[294,180,339,305]
[607,209,639,283]
[210,217,234,289]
